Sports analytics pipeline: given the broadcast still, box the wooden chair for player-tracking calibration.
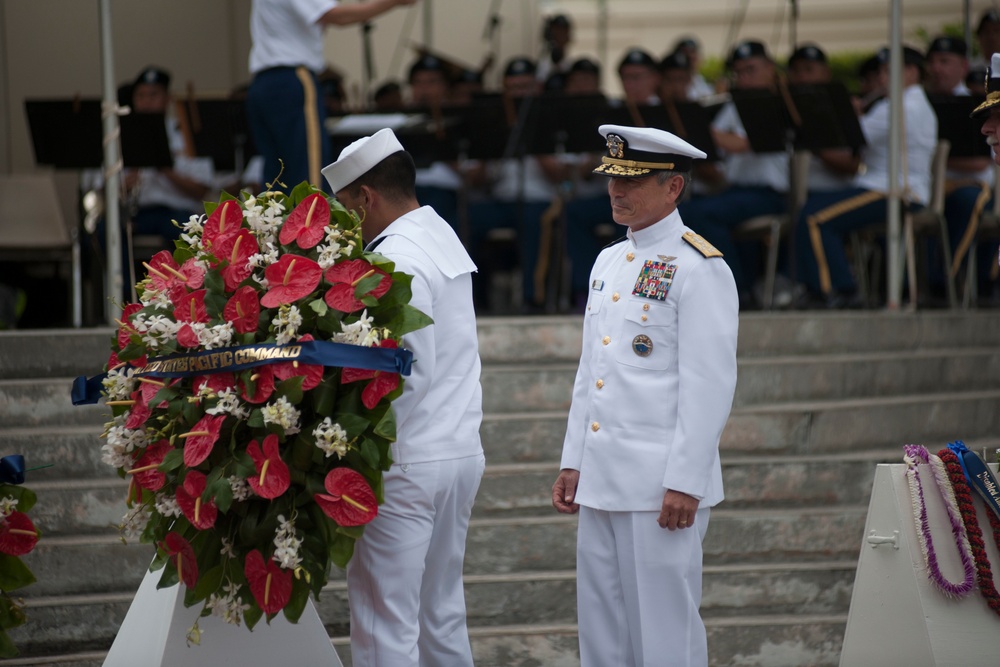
[732,150,812,309]
[962,164,1000,307]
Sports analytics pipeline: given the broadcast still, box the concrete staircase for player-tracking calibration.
[2,312,1000,666]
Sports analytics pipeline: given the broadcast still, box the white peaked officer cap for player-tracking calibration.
[322,127,405,193]
[593,124,707,178]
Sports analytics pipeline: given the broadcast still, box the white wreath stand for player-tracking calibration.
[840,463,1000,667]
[104,567,344,666]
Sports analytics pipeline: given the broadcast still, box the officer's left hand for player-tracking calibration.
[657,489,698,530]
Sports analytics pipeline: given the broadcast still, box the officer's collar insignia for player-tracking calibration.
[606,134,626,159]
[632,334,653,357]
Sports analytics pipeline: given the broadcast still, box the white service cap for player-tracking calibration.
[322,128,405,193]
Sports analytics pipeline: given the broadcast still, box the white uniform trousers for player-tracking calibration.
[347,453,486,667]
[577,505,711,667]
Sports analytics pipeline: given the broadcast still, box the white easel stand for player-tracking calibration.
[103,567,344,666]
[840,463,1000,667]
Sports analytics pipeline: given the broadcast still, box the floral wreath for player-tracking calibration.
[0,455,41,658]
[76,182,431,637]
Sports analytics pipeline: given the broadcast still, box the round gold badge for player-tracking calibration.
[632,334,653,357]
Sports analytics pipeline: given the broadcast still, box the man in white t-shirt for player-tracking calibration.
[246,0,415,192]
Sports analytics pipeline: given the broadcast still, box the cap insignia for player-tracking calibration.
[607,134,625,159]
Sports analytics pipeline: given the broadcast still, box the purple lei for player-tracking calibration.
[903,444,976,598]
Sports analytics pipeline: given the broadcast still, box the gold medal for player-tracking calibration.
[632,334,653,357]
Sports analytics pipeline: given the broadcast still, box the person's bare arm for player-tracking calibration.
[318,0,416,27]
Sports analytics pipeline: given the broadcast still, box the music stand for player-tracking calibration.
[928,94,991,159]
[175,99,255,172]
[790,83,866,152]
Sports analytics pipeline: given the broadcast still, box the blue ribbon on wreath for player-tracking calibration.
[0,455,26,485]
[71,340,413,406]
[948,440,1000,522]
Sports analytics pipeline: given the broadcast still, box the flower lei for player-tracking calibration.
[938,446,1000,616]
[0,455,41,658]
[93,183,433,634]
[902,444,976,598]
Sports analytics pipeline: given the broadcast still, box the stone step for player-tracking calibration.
[7,311,1000,384]
[480,347,1000,413]
[2,614,848,667]
[23,508,866,598]
[7,562,854,660]
[7,343,1000,433]
[20,450,895,536]
[0,379,104,429]
[474,451,899,518]
[481,392,1000,463]
[476,312,1000,362]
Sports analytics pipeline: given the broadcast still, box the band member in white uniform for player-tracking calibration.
[552,124,738,667]
[323,129,485,667]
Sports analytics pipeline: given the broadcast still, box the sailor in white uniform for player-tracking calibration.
[323,128,485,666]
[552,124,739,667]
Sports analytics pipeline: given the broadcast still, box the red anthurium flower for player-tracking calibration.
[341,339,400,409]
[173,289,210,324]
[193,373,236,396]
[316,467,378,526]
[176,470,218,530]
[124,389,151,430]
[202,199,243,250]
[240,364,275,404]
[0,512,40,556]
[260,254,322,308]
[244,549,293,615]
[223,286,261,334]
[129,439,172,492]
[247,434,290,499]
[273,334,323,390]
[138,377,174,409]
[162,532,198,588]
[145,251,206,291]
[323,259,391,313]
[117,303,143,350]
[181,414,226,467]
[176,323,200,349]
[216,228,259,291]
[278,193,330,249]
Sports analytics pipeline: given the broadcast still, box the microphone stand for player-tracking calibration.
[361,22,376,109]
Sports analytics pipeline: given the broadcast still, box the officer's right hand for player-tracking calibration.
[552,469,581,514]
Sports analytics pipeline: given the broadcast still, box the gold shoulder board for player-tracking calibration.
[682,231,723,258]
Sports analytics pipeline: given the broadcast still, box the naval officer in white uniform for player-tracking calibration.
[552,124,738,667]
[323,128,485,666]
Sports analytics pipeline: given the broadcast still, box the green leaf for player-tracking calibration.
[334,412,371,439]
[190,564,225,605]
[214,481,234,514]
[248,409,265,428]
[157,560,180,590]
[329,532,356,569]
[116,340,147,363]
[311,378,338,415]
[204,201,220,217]
[0,486,36,513]
[0,594,26,630]
[308,299,328,316]
[335,524,365,540]
[289,181,318,206]
[359,438,380,470]
[0,555,34,592]
[151,385,180,406]
[0,628,19,659]
[204,269,225,296]
[161,448,186,472]
[205,292,228,320]
[276,376,304,405]
[354,274,383,298]
[373,409,397,442]
[244,603,263,631]
[282,576,311,624]
[385,304,434,337]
